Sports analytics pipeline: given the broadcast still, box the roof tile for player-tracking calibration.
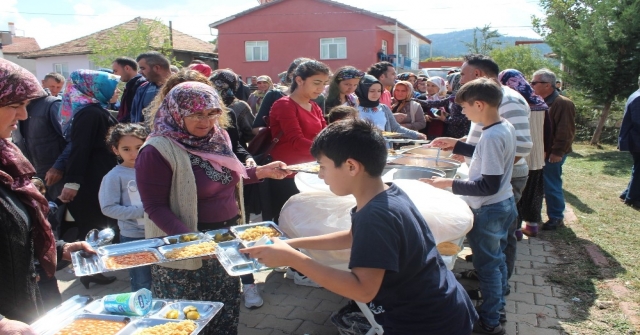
[2,36,41,54]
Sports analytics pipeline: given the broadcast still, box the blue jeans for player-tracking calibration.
[543,155,568,219]
[467,197,517,327]
[621,152,640,204]
[120,235,153,292]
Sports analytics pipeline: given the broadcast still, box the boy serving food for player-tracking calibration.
[242,118,477,334]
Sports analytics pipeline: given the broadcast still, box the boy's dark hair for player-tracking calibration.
[311,119,387,177]
[328,105,358,123]
[43,72,65,83]
[136,51,170,70]
[113,57,138,71]
[455,78,503,108]
[366,61,393,80]
[289,60,331,93]
[105,123,149,150]
[463,54,500,78]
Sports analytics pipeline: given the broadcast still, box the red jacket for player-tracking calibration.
[270,97,326,170]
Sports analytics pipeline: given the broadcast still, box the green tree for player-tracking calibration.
[463,25,503,55]
[533,0,640,144]
[490,45,560,79]
[88,18,176,68]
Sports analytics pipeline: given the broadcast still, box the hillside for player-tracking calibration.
[420,29,552,59]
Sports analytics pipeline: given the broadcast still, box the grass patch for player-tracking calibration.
[537,142,639,334]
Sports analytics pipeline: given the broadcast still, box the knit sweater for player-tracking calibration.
[526,110,547,170]
[139,136,201,270]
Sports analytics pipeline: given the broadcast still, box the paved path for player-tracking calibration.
[57,235,568,334]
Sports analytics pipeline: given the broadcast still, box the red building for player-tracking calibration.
[209,0,431,81]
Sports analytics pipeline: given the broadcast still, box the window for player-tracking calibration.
[245,41,268,62]
[320,37,347,60]
[53,63,69,78]
[381,40,387,54]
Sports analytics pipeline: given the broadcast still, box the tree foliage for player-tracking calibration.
[463,25,503,55]
[88,19,176,68]
[533,0,640,144]
[490,45,560,79]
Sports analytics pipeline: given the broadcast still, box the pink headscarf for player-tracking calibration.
[188,64,212,78]
[150,81,247,178]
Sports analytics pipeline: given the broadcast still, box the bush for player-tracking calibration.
[566,90,625,145]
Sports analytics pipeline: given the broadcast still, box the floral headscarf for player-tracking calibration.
[0,58,46,107]
[210,69,238,105]
[499,69,548,111]
[397,72,417,82]
[335,67,365,82]
[59,70,119,130]
[0,59,56,278]
[151,81,247,178]
[448,73,462,93]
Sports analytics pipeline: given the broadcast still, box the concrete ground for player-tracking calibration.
[56,234,569,334]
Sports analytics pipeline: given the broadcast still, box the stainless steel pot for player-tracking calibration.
[382,165,446,180]
[389,156,461,178]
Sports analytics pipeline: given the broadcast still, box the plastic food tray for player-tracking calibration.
[230,221,287,243]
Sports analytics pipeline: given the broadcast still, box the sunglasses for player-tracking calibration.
[530,81,549,86]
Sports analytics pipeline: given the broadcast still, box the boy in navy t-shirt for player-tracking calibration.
[243,119,477,334]
[424,78,518,335]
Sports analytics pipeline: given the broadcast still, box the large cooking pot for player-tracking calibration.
[389,156,461,178]
[401,147,442,157]
[382,165,446,180]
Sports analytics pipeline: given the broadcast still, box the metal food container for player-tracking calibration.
[41,313,131,335]
[389,156,461,178]
[402,147,442,157]
[157,240,218,261]
[150,301,224,323]
[31,295,93,334]
[83,298,167,317]
[215,240,259,276]
[101,248,165,271]
[97,239,164,255]
[230,222,287,242]
[162,232,208,245]
[382,166,446,180]
[117,318,204,335]
[204,229,236,243]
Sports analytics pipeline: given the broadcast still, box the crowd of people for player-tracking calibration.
[0,49,589,335]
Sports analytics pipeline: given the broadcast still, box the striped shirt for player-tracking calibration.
[466,86,532,178]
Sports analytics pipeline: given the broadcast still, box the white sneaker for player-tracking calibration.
[243,284,263,309]
[293,271,322,288]
[273,266,288,273]
[285,267,295,279]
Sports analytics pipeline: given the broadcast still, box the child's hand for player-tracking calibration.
[240,238,302,268]
[419,177,453,189]
[427,137,457,151]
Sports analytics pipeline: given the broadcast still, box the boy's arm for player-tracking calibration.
[452,140,475,157]
[286,230,352,250]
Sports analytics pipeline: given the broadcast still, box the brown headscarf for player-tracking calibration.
[391,81,415,113]
[0,59,57,277]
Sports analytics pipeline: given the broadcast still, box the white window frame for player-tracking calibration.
[320,37,347,60]
[381,40,388,54]
[53,63,69,78]
[245,41,269,62]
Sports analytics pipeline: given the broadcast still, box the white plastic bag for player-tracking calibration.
[279,192,355,266]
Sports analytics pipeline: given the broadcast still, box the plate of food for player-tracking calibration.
[230,222,286,242]
[281,162,320,174]
[381,131,403,138]
[158,240,219,261]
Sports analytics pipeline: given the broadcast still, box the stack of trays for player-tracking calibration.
[31,295,223,335]
[71,222,287,277]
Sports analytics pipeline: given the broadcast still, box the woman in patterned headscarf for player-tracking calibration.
[499,69,550,238]
[247,75,273,116]
[136,82,289,334]
[0,59,94,330]
[325,66,364,111]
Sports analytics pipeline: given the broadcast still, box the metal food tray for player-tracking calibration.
[102,248,165,271]
[281,162,320,174]
[31,295,93,334]
[230,221,287,242]
[72,248,164,276]
[84,298,168,317]
[204,228,236,243]
[97,239,165,255]
[215,240,263,276]
[162,232,208,245]
[41,313,131,335]
[117,318,204,335]
[157,240,219,261]
[150,301,224,323]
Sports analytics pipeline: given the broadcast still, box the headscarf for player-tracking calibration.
[448,73,462,93]
[150,81,247,178]
[253,75,273,112]
[0,59,56,278]
[397,72,416,82]
[0,58,46,107]
[210,69,238,105]
[188,63,212,78]
[335,67,365,82]
[59,70,119,129]
[355,75,383,108]
[426,76,447,97]
[391,81,415,112]
[499,69,548,111]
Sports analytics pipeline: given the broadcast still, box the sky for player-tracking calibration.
[0,0,545,49]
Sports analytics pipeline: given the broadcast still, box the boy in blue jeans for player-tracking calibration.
[424,78,517,335]
[243,118,477,334]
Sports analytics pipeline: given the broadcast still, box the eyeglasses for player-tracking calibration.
[530,81,549,86]
[185,112,221,121]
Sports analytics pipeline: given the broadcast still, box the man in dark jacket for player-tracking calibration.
[112,57,146,122]
[532,68,576,230]
[11,90,68,200]
[618,75,640,208]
